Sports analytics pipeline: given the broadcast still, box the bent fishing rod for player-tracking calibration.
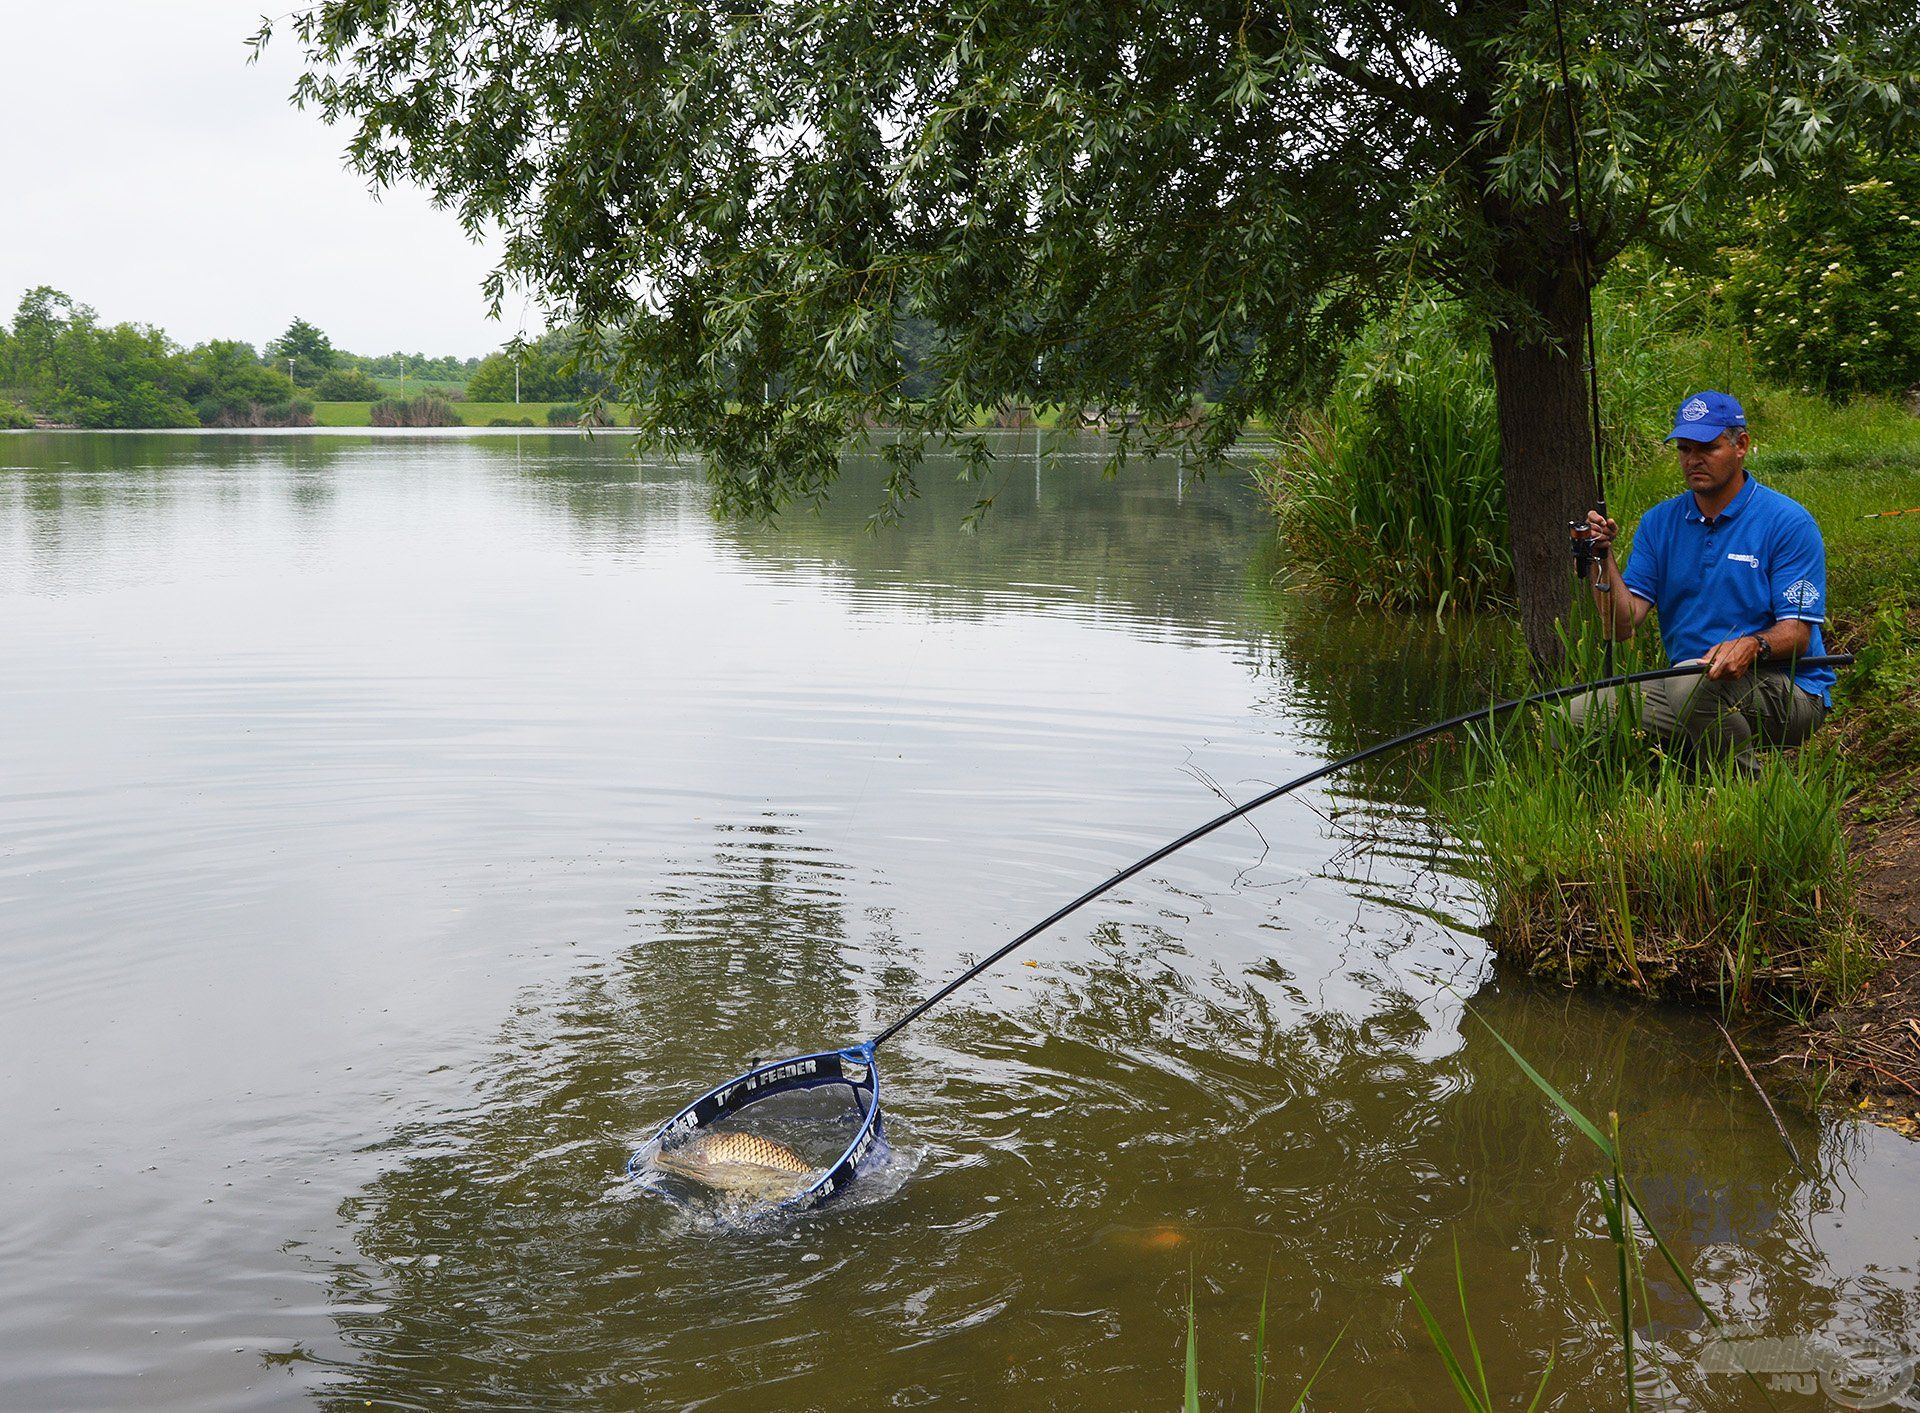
[637,656,1849,1209]
[870,654,1850,1047]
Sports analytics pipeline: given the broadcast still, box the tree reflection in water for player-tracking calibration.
[294,824,1909,1409]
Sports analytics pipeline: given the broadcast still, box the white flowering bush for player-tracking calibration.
[1726,157,1920,395]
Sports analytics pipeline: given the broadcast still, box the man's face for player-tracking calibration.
[1673,428,1748,499]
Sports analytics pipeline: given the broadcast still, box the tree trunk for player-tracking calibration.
[1486,249,1602,667]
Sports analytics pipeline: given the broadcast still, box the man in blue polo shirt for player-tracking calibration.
[1567,390,1832,767]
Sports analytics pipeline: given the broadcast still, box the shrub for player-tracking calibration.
[1725,154,1920,396]
[488,416,537,427]
[55,379,198,429]
[314,367,382,400]
[1256,299,1508,613]
[545,402,613,427]
[370,395,459,427]
[0,399,34,429]
[1592,254,1755,460]
[198,398,316,428]
[470,350,550,402]
[181,340,306,425]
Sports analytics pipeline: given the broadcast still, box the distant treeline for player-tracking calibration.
[0,288,314,428]
[0,291,543,429]
[465,328,609,404]
[0,290,1168,431]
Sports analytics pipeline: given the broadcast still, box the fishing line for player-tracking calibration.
[1549,0,1616,672]
[633,654,1851,1210]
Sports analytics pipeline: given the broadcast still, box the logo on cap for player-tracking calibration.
[1682,398,1709,422]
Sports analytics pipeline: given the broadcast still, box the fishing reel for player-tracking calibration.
[1568,520,1606,581]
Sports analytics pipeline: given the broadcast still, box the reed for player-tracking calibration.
[1174,1020,1768,1406]
[1459,1008,1786,1409]
[1181,1270,1344,1412]
[1404,1235,1555,1412]
[1256,302,1508,614]
[1432,709,1870,1016]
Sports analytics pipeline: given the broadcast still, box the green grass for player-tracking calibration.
[362,374,468,397]
[1433,718,1870,1015]
[309,401,598,428]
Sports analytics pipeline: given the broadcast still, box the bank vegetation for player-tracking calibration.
[1257,162,1920,1084]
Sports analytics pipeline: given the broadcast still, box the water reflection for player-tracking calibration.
[0,431,352,591]
[301,817,883,1406]
[2,432,1916,1410]
[1253,585,1520,748]
[307,873,1913,1407]
[455,430,1286,645]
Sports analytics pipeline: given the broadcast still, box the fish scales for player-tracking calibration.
[651,1129,816,1196]
[686,1131,813,1173]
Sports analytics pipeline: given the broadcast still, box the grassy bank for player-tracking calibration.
[1254,294,1920,1015]
[1436,724,1869,1012]
[1440,396,1920,1015]
[310,400,604,427]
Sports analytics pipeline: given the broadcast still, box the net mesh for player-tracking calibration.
[631,1045,884,1214]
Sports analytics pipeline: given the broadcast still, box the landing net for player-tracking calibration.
[630,1044,883,1214]
[631,657,1852,1213]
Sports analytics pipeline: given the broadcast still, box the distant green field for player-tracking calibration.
[364,374,471,397]
[311,401,600,427]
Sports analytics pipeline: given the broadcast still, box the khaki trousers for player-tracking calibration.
[1563,661,1828,769]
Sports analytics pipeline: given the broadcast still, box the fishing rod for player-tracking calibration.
[1862,506,1920,519]
[1549,0,1616,673]
[634,654,1852,1209]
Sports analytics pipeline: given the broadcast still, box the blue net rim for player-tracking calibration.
[629,1042,884,1209]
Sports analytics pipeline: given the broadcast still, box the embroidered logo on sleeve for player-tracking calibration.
[1726,552,1759,567]
[1783,579,1821,610]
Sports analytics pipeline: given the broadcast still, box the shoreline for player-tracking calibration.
[1770,761,1920,1126]
[9,421,1915,1123]
[0,423,601,437]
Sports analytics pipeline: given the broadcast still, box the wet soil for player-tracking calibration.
[1772,768,1920,1131]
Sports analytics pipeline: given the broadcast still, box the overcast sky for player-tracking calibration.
[0,3,521,358]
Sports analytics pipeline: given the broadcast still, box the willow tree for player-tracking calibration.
[260,2,1920,657]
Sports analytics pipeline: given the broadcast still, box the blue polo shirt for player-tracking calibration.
[1621,475,1833,704]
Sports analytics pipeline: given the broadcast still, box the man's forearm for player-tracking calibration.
[1753,618,1814,659]
[1589,559,1638,641]
[1704,617,1816,681]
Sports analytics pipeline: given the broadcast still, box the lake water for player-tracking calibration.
[2,430,1917,1409]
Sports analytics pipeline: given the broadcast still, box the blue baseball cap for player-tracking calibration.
[1664,390,1746,443]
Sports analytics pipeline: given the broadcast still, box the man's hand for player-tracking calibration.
[1703,635,1762,680]
[1580,510,1620,579]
